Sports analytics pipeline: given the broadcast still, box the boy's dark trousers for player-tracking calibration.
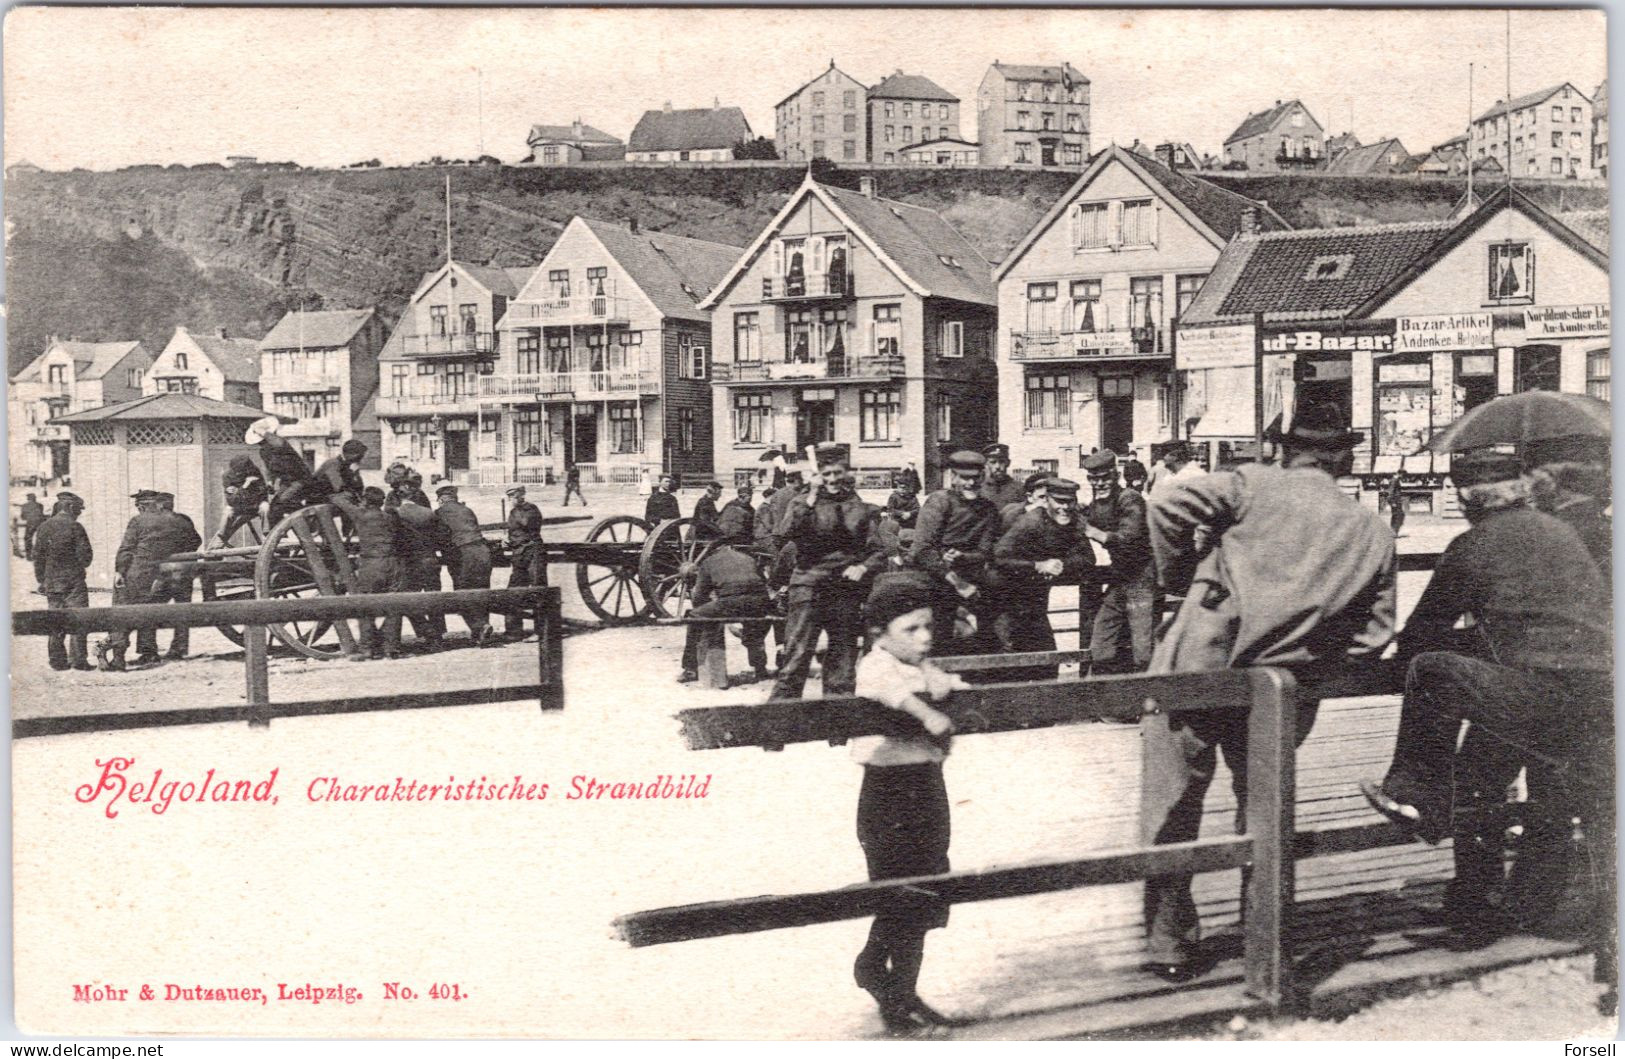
[856,762,950,1000]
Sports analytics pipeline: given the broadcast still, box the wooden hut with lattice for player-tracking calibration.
[50,393,292,589]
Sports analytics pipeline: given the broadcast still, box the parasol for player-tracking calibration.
[1419,391,1612,454]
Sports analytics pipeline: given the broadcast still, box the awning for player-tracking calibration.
[1190,400,1254,439]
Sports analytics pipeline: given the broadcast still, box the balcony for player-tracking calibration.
[262,371,341,391]
[376,391,481,417]
[1009,327,1171,362]
[476,370,659,402]
[711,355,905,384]
[277,416,343,436]
[403,331,495,357]
[760,270,854,302]
[1274,151,1323,170]
[502,293,631,327]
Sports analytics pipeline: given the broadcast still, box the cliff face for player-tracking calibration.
[6,163,1604,376]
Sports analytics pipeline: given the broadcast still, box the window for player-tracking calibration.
[1015,141,1033,163]
[902,126,913,143]
[1587,349,1610,401]
[126,367,142,388]
[884,125,895,142]
[843,114,856,133]
[873,304,902,357]
[1042,112,1056,130]
[417,361,435,376]
[1175,274,1206,318]
[1155,384,1171,428]
[607,403,640,453]
[1572,131,1583,149]
[174,351,189,371]
[734,312,761,363]
[843,140,856,160]
[1071,86,1087,104]
[812,140,826,158]
[819,307,849,360]
[1572,107,1584,123]
[786,309,814,362]
[1064,143,1083,165]
[903,103,913,118]
[1066,113,1083,133]
[936,398,951,440]
[734,392,772,443]
[459,303,478,334]
[1553,131,1564,148]
[812,91,824,108]
[1514,136,1524,152]
[1551,157,1563,174]
[843,90,856,109]
[812,115,825,133]
[1017,82,1031,101]
[884,152,895,163]
[939,127,949,140]
[515,409,546,456]
[1024,372,1071,430]
[1516,345,1562,393]
[938,104,949,120]
[680,339,708,380]
[1130,276,1164,331]
[538,333,567,374]
[1304,254,1353,281]
[678,407,695,453]
[1121,199,1157,246]
[585,266,607,295]
[1043,84,1057,102]
[940,320,964,357]
[47,364,66,385]
[542,145,560,164]
[390,364,409,395]
[884,102,895,118]
[548,269,570,298]
[1069,279,1101,330]
[1026,282,1059,332]
[1488,243,1535,303]
[443,362,468,397]
[430,305,448,335]
[860,388,900,441]
[1016,110,1031,130]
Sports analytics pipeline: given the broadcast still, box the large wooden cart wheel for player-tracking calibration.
[253,504,361,661]
[200,568,256,647]
[575,515,653,625]
[638,517,720,620]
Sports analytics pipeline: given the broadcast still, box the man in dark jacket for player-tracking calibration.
[501,485,546,639]
[1361,448,1612,939]
[33,492,93,670]
[106,490,203,669]
[389,495,445,653]
[1083,450,1156,676]
[992,478,1092,679]
[978,443,1026,510]
[217,455,269,546]
[911,450,1002,658]
[719,483,756,543]
[19,493,46,560]
[645,473,681,524]
[693,481,725,531]
[349,486,401,660]
[152,493,202,661]
[563,463,586,507]
[248,416,319,526]
[384,463,431,511]
[434,484,496,647]
[1002,472,1050,529]
[315,440,368,512]
[768,445,888,700]
[679,504,773,685]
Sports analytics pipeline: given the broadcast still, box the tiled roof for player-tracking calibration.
[579,217,744,322]
[15,340,144,382]
[259,308,375,351]
[869,73,957,102]
[1474,83,1588,123]
[580,144,626,162]
[1178,220,1454,327]
[456,262,520,297]
[526,122,621,146]
[1323,139,1412,176]
[988,62,1089,86]
[188,331,262,383]
[1555,209,1609,253]
[503,266,538,294]
[51,392,287,424]
[628,107,752,153]
[1225,100,1311,145]
[818,183,995,306]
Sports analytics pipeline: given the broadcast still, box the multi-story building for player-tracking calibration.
[897,138,980,167]
[376,262,534,483]
[775,62,869,164]
[524,120,624,165]
[485,216,740,486]
[1223,99,1325,171]
[257,308,387,467]
[1471,82,1596,179]
[143,326,263,407]
[1324,137,1415,175]
[701,174,998,490]
[1593,79,1608,178]
[975,61,1090,169]
[8,338,151,483]
[627,103,752,162]
[993,145,1287,473]
[868,71,960,164]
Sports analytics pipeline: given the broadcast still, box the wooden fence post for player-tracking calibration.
[537,587,564,711]
[1242,667,1298,1010]
[245,624,270,728]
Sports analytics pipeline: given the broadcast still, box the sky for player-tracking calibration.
[2,7,1609,170]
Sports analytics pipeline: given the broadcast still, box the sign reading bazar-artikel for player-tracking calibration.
[1394,313,1495,353]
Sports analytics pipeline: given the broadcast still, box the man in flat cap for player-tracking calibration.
[978,443,1026,511]
[646,472,681,525]
[1082,450,1156,676]
[1138,403,1395,982]
[678,502,773,686]
[501,485,546,640]
[33,491,93,671]
[248,416,321,527]
[992,477,1093,680]
[433,483,496,648]
[104,489,202,669]
[768,443,889,700]
[1361,447,1611,944]
[719,482,757,544]
[910,450,1002,659]
[693,481,725,533]
[315,439,369,515]
[1002,472,1050,530]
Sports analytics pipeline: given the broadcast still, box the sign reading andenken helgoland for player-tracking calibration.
[1523,303,1611,339]
[1393,312,1495,352]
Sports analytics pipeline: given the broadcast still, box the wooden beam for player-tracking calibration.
[612,835,1253,948]
[674,670,1265,751]
[936,649,1091,674]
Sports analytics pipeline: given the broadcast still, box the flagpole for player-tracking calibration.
[1466,62,1474,206]
[444,173,453,267]
[1505,10,1514,193]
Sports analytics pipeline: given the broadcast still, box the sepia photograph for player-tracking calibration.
[3,4,1616,1042]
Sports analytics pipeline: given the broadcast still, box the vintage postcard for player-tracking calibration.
[5,5,1615,1042]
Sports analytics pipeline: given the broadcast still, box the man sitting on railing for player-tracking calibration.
[1360,448,1612,945]
[247,416,319,527]
[1140,403,1396,983]
[216,455,269,547]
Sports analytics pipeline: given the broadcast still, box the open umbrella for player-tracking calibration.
[1420,391,1611,454]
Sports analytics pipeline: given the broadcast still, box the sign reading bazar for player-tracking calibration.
[1175,324,1255,370]
[1394,312,1495,353]
[1260,320,1395,355]
[1523,303,1610,339]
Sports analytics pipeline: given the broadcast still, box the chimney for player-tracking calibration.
[663,100,673,113]
[572,119,583,138]
[217,327,229,339]
[859,175,877,199]
[628,217,639,234]
[1240,206,1260,235]
[713,97,720,109]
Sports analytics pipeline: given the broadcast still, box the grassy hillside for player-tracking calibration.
[4,163,1607,376]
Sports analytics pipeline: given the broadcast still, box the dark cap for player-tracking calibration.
[341,439,367,459]
[864,571,937,630]
[1082,451,1118,474]
[362,486,386,506]
[813,442,850,466]
[1266,402,1362,450]
[1451,448,1523,488]
[505,485,526,498]
[983,442,1011,461]
[435,483,459,497]
[131,489,161,502]
[947,450,986,471]
[1023,471,1050,494]
[1044,477,1081,499]
[55,491,83,508]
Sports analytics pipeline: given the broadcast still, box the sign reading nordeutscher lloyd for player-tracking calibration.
[1175,324,1254,369]
[1394,313,1495,353]
[1523,303,1611,339]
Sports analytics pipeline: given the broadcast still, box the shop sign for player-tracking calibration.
[1358,472,1447,491]
[1393,312,1495,353]
[1523,304,1610,339]
[535,390,573,402]
[1261,326,1395,354]
[1175,324,1255,370]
